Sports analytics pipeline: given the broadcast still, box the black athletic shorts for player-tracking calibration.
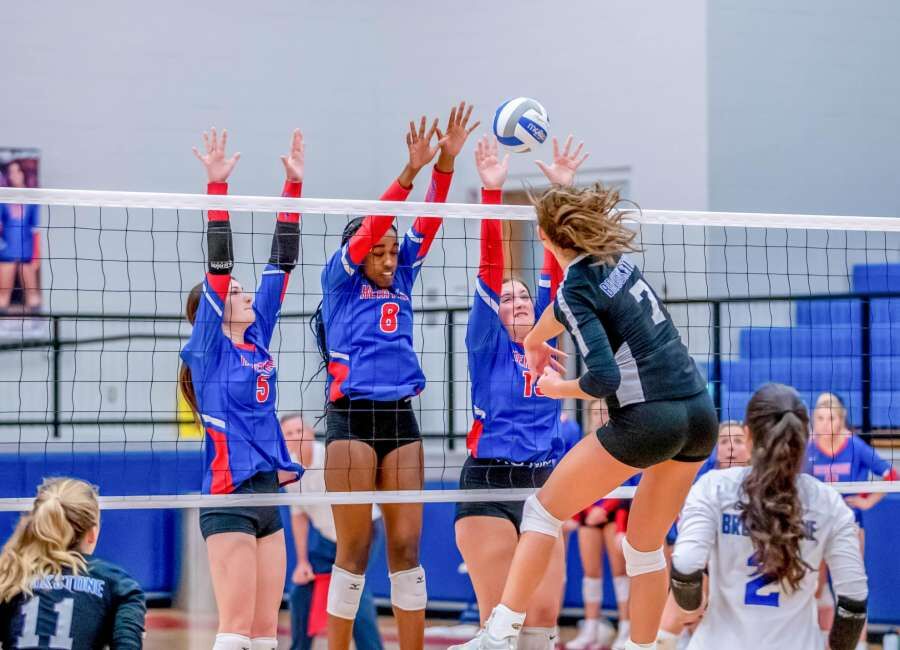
[455,456,554,530]
[325,397,421,461]
[597,390,718,469]
[199,471,283,540]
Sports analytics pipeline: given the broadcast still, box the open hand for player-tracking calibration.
[407,116,441,171]
[437,100,480,159]
[280,129,305,182]
[474,135,509,190]
[535,135,589,186]
[192,127,240,183]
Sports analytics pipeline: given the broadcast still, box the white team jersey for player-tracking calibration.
[673,467,867,650]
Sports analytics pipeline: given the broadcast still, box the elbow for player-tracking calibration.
[578,366,621,398]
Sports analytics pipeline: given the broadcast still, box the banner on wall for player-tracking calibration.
[0,148,42,313]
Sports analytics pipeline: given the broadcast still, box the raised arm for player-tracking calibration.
[535,134,588,307]
[270,128,304,273]
[407,101,480,253]
[474,134,508,296]
[345,116,441,266]
[191,127,240,301]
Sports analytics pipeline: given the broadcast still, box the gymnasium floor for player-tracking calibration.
[142,609,582,649]
[142,609,886,649]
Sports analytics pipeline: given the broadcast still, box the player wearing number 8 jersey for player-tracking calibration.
[451,179,717,650]
[313,103,479,650]
[0,478,145,650]
[178,128,304,650]
[671,384,868,650]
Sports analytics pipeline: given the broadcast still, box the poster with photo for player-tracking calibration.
[0,147,42,314]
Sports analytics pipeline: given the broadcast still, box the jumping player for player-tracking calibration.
[670,383,869,650]
[454,135,587,650]
[314,103,478,650]
[568,400,636,650]
[178,127,304,650]
[0,478,146,649]
[451,178,717,650]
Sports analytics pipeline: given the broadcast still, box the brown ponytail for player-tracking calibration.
[0,478,100,603]
[738,383,812,592]
[178,283,204,426]
[529,182,638,265]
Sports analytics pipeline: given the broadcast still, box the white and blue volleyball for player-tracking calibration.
[492,97,550,153]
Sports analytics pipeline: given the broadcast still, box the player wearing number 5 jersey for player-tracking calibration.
[178,128,303,650]
[0,478,146,650]
[671,384,868,650]
[452,179,717,650]
[453,135,582,650]
[313,103,478,650]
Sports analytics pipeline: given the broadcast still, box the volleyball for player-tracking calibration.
[492,97,550,153]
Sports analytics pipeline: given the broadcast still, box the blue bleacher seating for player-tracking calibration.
[871,392,900,428]
[853,263,900,293]
[739,326,860,359]
[872,357,900,391]
[871,298,900,324]
[871,325,900,356]
[796,299,861,326]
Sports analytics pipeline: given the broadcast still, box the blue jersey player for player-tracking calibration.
[313,103,479,650]
[451,154,717,650]
[806,392,896,647]
[0,478,145,650]
[0,160,42,313]
[177,127,304,650]
[453,134,584,647]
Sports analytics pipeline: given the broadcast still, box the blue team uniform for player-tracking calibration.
[466,267,565,463]
[805,434,896,525]
[181,266,301,494]
[321,168,450,403]
[0,203,40,262]
[464,186,568,464]
[559,416,583,454]
[180,180,302,495]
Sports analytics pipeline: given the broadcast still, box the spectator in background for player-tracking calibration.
[807,392,897,650]
[281,413,383,650]
[0,160,42,316]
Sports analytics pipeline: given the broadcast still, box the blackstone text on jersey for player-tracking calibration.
[240,356,275,374]
[722,513,818,539]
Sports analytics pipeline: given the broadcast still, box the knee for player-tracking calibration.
[386,535,420,571]
[336,539,372,574]
[525,601,559,628]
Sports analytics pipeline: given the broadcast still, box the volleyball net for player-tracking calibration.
[1,186,899,510]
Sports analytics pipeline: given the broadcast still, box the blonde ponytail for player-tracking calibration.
[0,478,100,603]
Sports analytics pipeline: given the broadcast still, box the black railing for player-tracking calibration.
[1,290,898,438]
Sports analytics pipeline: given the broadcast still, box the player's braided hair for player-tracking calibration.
[310,217,398,371]
[738,383,814,592]
[0,478,99,602]
[529,182,638,266]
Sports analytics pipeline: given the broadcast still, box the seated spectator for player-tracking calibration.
[0,477,146,649]
[281,413,383,650]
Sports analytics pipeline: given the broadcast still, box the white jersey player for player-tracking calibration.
[671,383,868,650]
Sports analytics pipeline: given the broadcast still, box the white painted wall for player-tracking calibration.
[0,0,709,448]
